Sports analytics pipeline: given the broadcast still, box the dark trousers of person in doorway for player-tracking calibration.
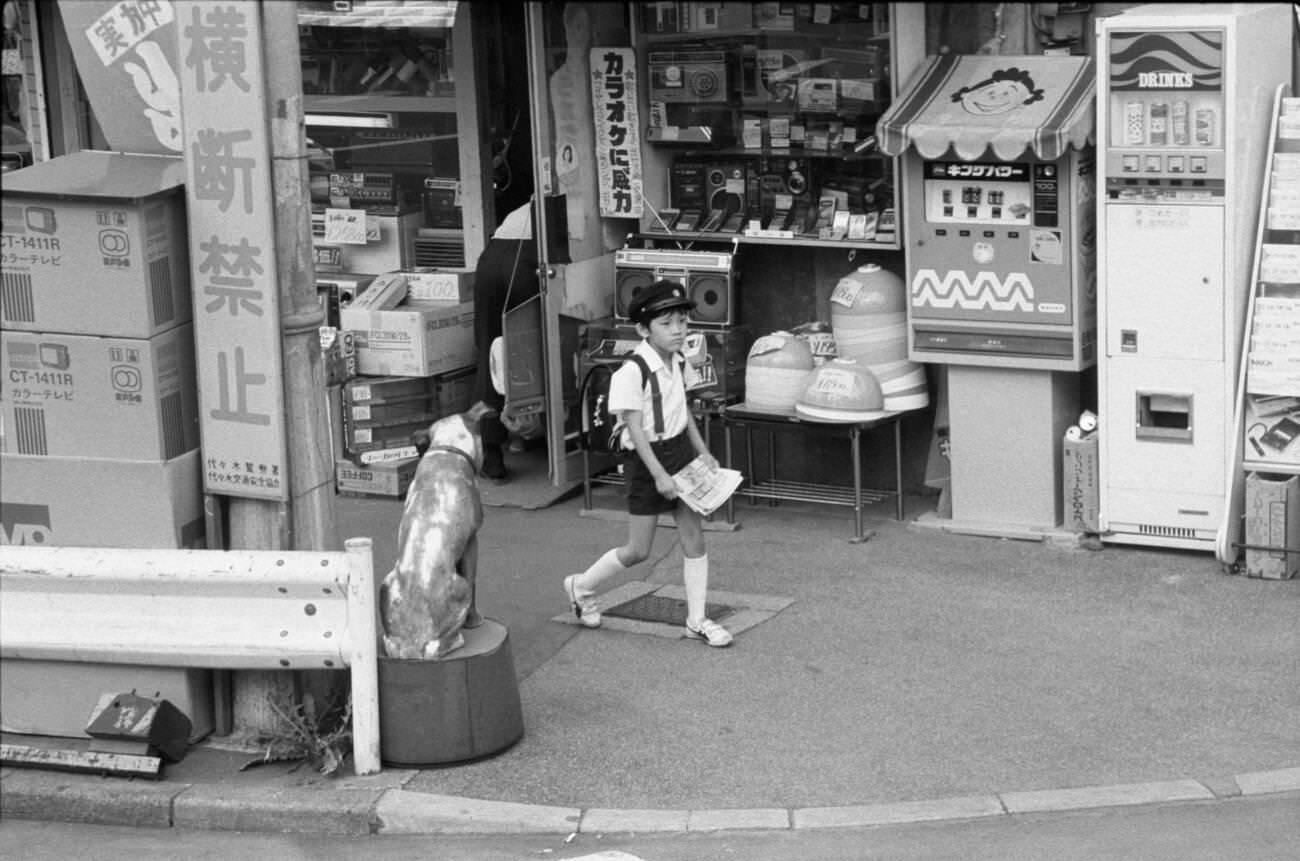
[472,236,540,479]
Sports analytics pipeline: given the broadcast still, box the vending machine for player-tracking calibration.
[1096,4,1290,550]
[879,54,1096,533]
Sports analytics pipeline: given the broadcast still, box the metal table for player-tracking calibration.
[721,404,905,542]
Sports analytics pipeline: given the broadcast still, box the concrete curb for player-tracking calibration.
[2,767,1297,835]
[172,784,386,836]
[0,769,184,829]
[375,790,579,835]
[793,795,1005,829]
[1236,766,1300,796]
[999,779,1215,814]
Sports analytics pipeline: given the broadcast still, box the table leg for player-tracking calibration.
[745,424,757,505]
[767,428,778,508]
[583,448,592,510]
[851,425,863,542]
[724,417,735,524]
[893,417,905,521]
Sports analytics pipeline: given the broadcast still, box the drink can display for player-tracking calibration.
[1172,100,1189,146]
[1148,101,1168,146]
[1125,100,1145,145]
[1195,108,1216,146]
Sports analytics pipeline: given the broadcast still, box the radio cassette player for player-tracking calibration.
[649,49,730,103]
[614,248,736,327]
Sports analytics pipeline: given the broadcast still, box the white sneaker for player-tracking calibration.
[684,617,733,647]
[564,574,601,628]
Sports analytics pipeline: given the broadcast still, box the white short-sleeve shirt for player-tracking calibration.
[607,341,689,447]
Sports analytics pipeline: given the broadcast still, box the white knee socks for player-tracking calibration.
[573,548,625,597]
[683,553,709,624]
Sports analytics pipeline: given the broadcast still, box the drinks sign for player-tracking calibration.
[177,1,288,500]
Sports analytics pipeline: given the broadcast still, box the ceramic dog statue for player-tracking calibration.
[380,401,497,660]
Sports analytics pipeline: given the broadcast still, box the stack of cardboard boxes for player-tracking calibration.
[324,267,477,495]
[1,151,213,737]
[1,151,202,548]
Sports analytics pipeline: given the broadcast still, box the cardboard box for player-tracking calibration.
[1062,432,1101,533]
[336,456,419,497]
[343,374,438,404]
[405,268,475,303]
[1,151,192,338]
[1,324,199,460]
[1,660,213,741]
[346,394,435,426]
[436,366,476,416]
[0,450,205,548]
[344,417,429,455]
[1244,472,1299,579]
[349,271,408,310]
[342,300,474,378]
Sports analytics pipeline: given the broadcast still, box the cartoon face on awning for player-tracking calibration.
[950,67,1046,116]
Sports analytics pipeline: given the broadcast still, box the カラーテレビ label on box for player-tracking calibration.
[1,151,192,338]
[341,300,474,377]
[1244,472,1299,579]
[0,450,204,548]
[1,324,199,460]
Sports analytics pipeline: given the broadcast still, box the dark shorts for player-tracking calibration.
[625,432,697,516]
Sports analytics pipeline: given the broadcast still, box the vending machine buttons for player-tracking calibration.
[1189,156,1208,174]
[1122,154,1140,173]
[1144,155,1163,173]
[1167,156,1185,174]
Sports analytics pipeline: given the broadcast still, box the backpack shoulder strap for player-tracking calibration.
[623,353,665,437]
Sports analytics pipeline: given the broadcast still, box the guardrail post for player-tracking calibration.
[344,537,382,775]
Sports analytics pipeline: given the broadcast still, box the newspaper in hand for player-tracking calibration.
[672,455,744,517]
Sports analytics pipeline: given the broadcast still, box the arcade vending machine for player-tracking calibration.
[1096,4,1290,550]
[878,54,1096,533]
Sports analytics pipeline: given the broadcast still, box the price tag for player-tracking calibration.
[324,208,368,245]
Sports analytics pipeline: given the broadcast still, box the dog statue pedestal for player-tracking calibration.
[377,619,523,766]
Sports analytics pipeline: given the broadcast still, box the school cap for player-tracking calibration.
[628,279,695,324]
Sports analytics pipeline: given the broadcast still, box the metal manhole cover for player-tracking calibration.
[602,593,734,625]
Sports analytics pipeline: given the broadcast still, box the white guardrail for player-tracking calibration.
[0,538,381,776]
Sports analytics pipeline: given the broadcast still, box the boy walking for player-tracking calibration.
[565,280,733,647]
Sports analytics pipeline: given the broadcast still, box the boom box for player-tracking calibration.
[614,248,736,327]
[648,50,730,104]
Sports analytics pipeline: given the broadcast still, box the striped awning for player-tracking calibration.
[878,54,1095,162]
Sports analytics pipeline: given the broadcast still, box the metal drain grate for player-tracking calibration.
[602,593,734,625]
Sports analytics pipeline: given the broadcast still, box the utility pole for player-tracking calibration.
[225,0,339,737]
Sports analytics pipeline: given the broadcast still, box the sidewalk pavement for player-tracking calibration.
[3,481,1298,836]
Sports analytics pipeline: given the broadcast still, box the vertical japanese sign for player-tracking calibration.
[178,1,288,500]
[57,0,182,155]
[589,47,643,219]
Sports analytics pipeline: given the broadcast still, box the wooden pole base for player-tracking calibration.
[377,619,524,766]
